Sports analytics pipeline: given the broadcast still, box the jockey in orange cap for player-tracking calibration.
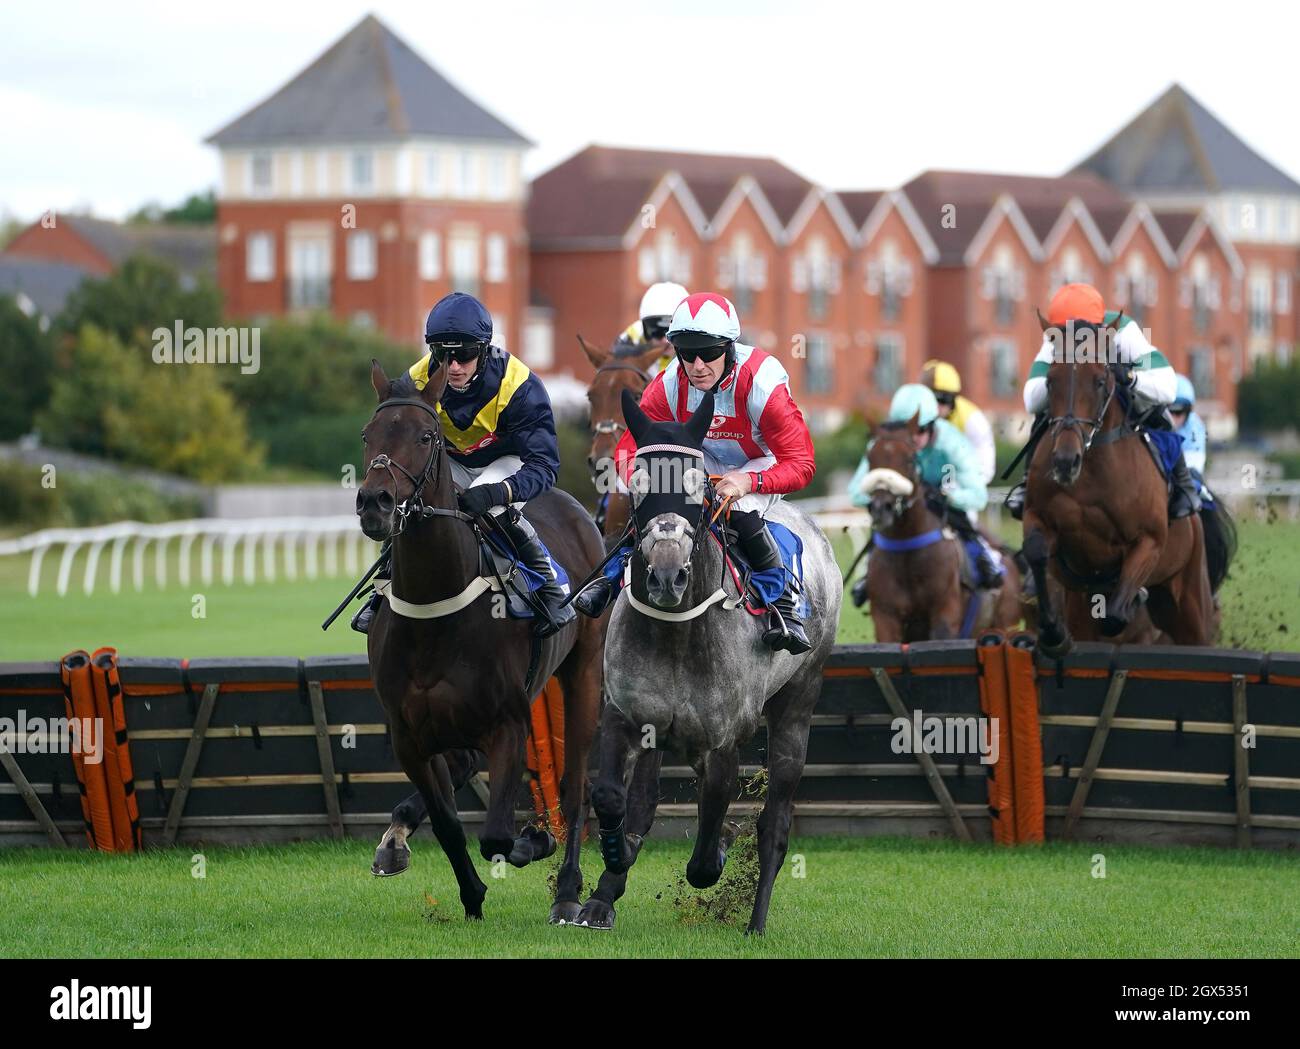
[1004,282,1197,521]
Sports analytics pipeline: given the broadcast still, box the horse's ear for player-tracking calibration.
[621,387,652,445]
[420,362,448,406]
[632,343,666,372]
[1036,308,1052,334]
[684,391,715,447]
[576,334,609,370]
[371,359,392,402]
[1107,308,1126,333]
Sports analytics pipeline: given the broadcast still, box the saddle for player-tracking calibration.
[481,526,569,621]
[714,520,809,619]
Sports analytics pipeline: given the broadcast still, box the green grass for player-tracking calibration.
[0,517,1296,661]
[1,837,1296,958]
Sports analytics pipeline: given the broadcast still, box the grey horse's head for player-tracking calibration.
[622,387,715,610]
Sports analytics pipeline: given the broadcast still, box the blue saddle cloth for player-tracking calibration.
[482,527,568,620]
[717,520,809,616]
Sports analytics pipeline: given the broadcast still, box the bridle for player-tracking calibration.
[866,430,921,519]
[590,359,652,438]
[1046,363,1125,458]
[363,397,463,535]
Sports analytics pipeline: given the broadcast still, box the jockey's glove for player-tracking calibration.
[458,482,508,519]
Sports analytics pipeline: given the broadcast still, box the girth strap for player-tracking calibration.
[377,575,501,619]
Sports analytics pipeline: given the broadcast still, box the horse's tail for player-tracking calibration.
[1200,496,1237,594]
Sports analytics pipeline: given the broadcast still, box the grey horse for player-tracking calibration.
[574,389,842,935]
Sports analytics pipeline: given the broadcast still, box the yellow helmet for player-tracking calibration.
[921,359,961,395]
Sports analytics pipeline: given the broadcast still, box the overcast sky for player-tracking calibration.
[3,0,1298,220]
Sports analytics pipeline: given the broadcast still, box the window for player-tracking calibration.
[1249,273,1272,334]
[804,334,833,395]
[983,246,1023,328]
[349,151,374,194]
[719,233,765,317]
[492,314,507,351]
[351,311,375,330]
[419,232,441,280]
[799,237,840,322]
[246,232,274,281]
[452,151,476,198]
[1277,273,1291,315]
[487,153,509,200]
[524,312,555,370]
[450,231,480,296]
[640,232,690,284]
[872,336,903,393]
[989,340,1019,400]
[425,149,441,195]
[486,234,508,283]
[1189,346,1216,398]
[250,153,272,196]
[866,240,913,322]
[347,231,377,280]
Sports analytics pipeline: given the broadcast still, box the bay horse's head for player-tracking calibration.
[1037,308,1126,488]
[621,386,714,608]
[356,359,449,541]
[862,416,921,531]
[580,334,661,490]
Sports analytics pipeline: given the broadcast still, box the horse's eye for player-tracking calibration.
[420,431,433,444]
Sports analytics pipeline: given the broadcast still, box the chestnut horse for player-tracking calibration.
[860,418,1023,641]
[577,334,662,541]
[1022,314,1223,656]
[357,360,607,923]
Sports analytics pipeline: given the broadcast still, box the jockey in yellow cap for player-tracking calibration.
[920,359,996,484]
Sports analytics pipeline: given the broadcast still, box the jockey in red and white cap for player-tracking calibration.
[573,291,816,653]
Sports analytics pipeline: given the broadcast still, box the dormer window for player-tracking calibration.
[250,153,273,196]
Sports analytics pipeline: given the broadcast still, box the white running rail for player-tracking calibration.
[0,516,378,598]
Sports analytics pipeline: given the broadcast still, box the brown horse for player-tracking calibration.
[577,334,663,541]
[861,418,1023,641]
[357,360,606,923]
[1022,313,1219,656]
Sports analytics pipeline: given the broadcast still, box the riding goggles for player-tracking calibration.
[672,339,731,364]
[426,339,485,365]
[641,315,672,342]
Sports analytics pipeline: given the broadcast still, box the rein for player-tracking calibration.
[1046,364,1131,458]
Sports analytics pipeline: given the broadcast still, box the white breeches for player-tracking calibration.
[451,454,524,514]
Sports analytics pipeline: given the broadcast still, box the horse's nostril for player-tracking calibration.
[377,491,394,513]
[674,568,688,590]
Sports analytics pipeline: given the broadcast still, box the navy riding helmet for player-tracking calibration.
[425,291,493,363]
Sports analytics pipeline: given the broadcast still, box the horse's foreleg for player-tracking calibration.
[1023,523,1069,656]
[372,788,426,877]
[548,644,601,925]
[686,745,740,890]
[576,702,645,931]
[392,737,486,919]
[1102,534,1161,637]
[748,676,816,935]
[480,721,550,868]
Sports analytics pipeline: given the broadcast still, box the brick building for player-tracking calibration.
[204,14,531,349]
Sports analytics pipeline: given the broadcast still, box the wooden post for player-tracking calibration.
[0,747,66,846]
[1064,669,1127,840]
[307,680,344,840]
[163,682,218,847]
[870,667,972,843]
[1232,674,1251,850]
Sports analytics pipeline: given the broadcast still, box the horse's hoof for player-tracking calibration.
[574,899,615,930]
[508,827,556,868]
[1038,630,1072,659]
[548,900,582,925]
[371,843,410,877]
[1099,614,1128,637]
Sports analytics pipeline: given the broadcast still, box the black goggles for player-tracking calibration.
[426,340,484,365]
[934,392,956,407]
[673,341,730,364]
[642,316,672,342]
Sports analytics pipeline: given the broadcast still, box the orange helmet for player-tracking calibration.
[1046,283,1105,326]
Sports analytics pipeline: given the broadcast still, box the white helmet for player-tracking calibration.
[666,292,741,350]
[639,282,688,328]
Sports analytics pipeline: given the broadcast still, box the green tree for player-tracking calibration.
[1238,358,1300,434]
[38,324,262,482]
[0,295,56,439]
[56,255,222,350]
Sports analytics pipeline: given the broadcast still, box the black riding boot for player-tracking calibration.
[734,517,811,655]
[949,511,1002,590]
[496,511,576,638]
[1167,451,1201,520]
[573,575,615,618]
[350,544,391,633]
[850,536,874,608]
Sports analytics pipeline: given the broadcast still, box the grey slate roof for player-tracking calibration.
[1074,83,1300,195]
[63,216,216,278]
[0,257,92,319]
[206,14,529,147]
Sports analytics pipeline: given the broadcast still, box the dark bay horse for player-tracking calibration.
[575,389,842,935]
[578,334,662,541]
[1022,314,1228,656]
[861,419,1023,641]
[357,360,606,923]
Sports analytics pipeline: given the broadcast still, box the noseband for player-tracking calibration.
[1046,365,1124,457]
[866,431,920,518]
[364,397,447,535]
